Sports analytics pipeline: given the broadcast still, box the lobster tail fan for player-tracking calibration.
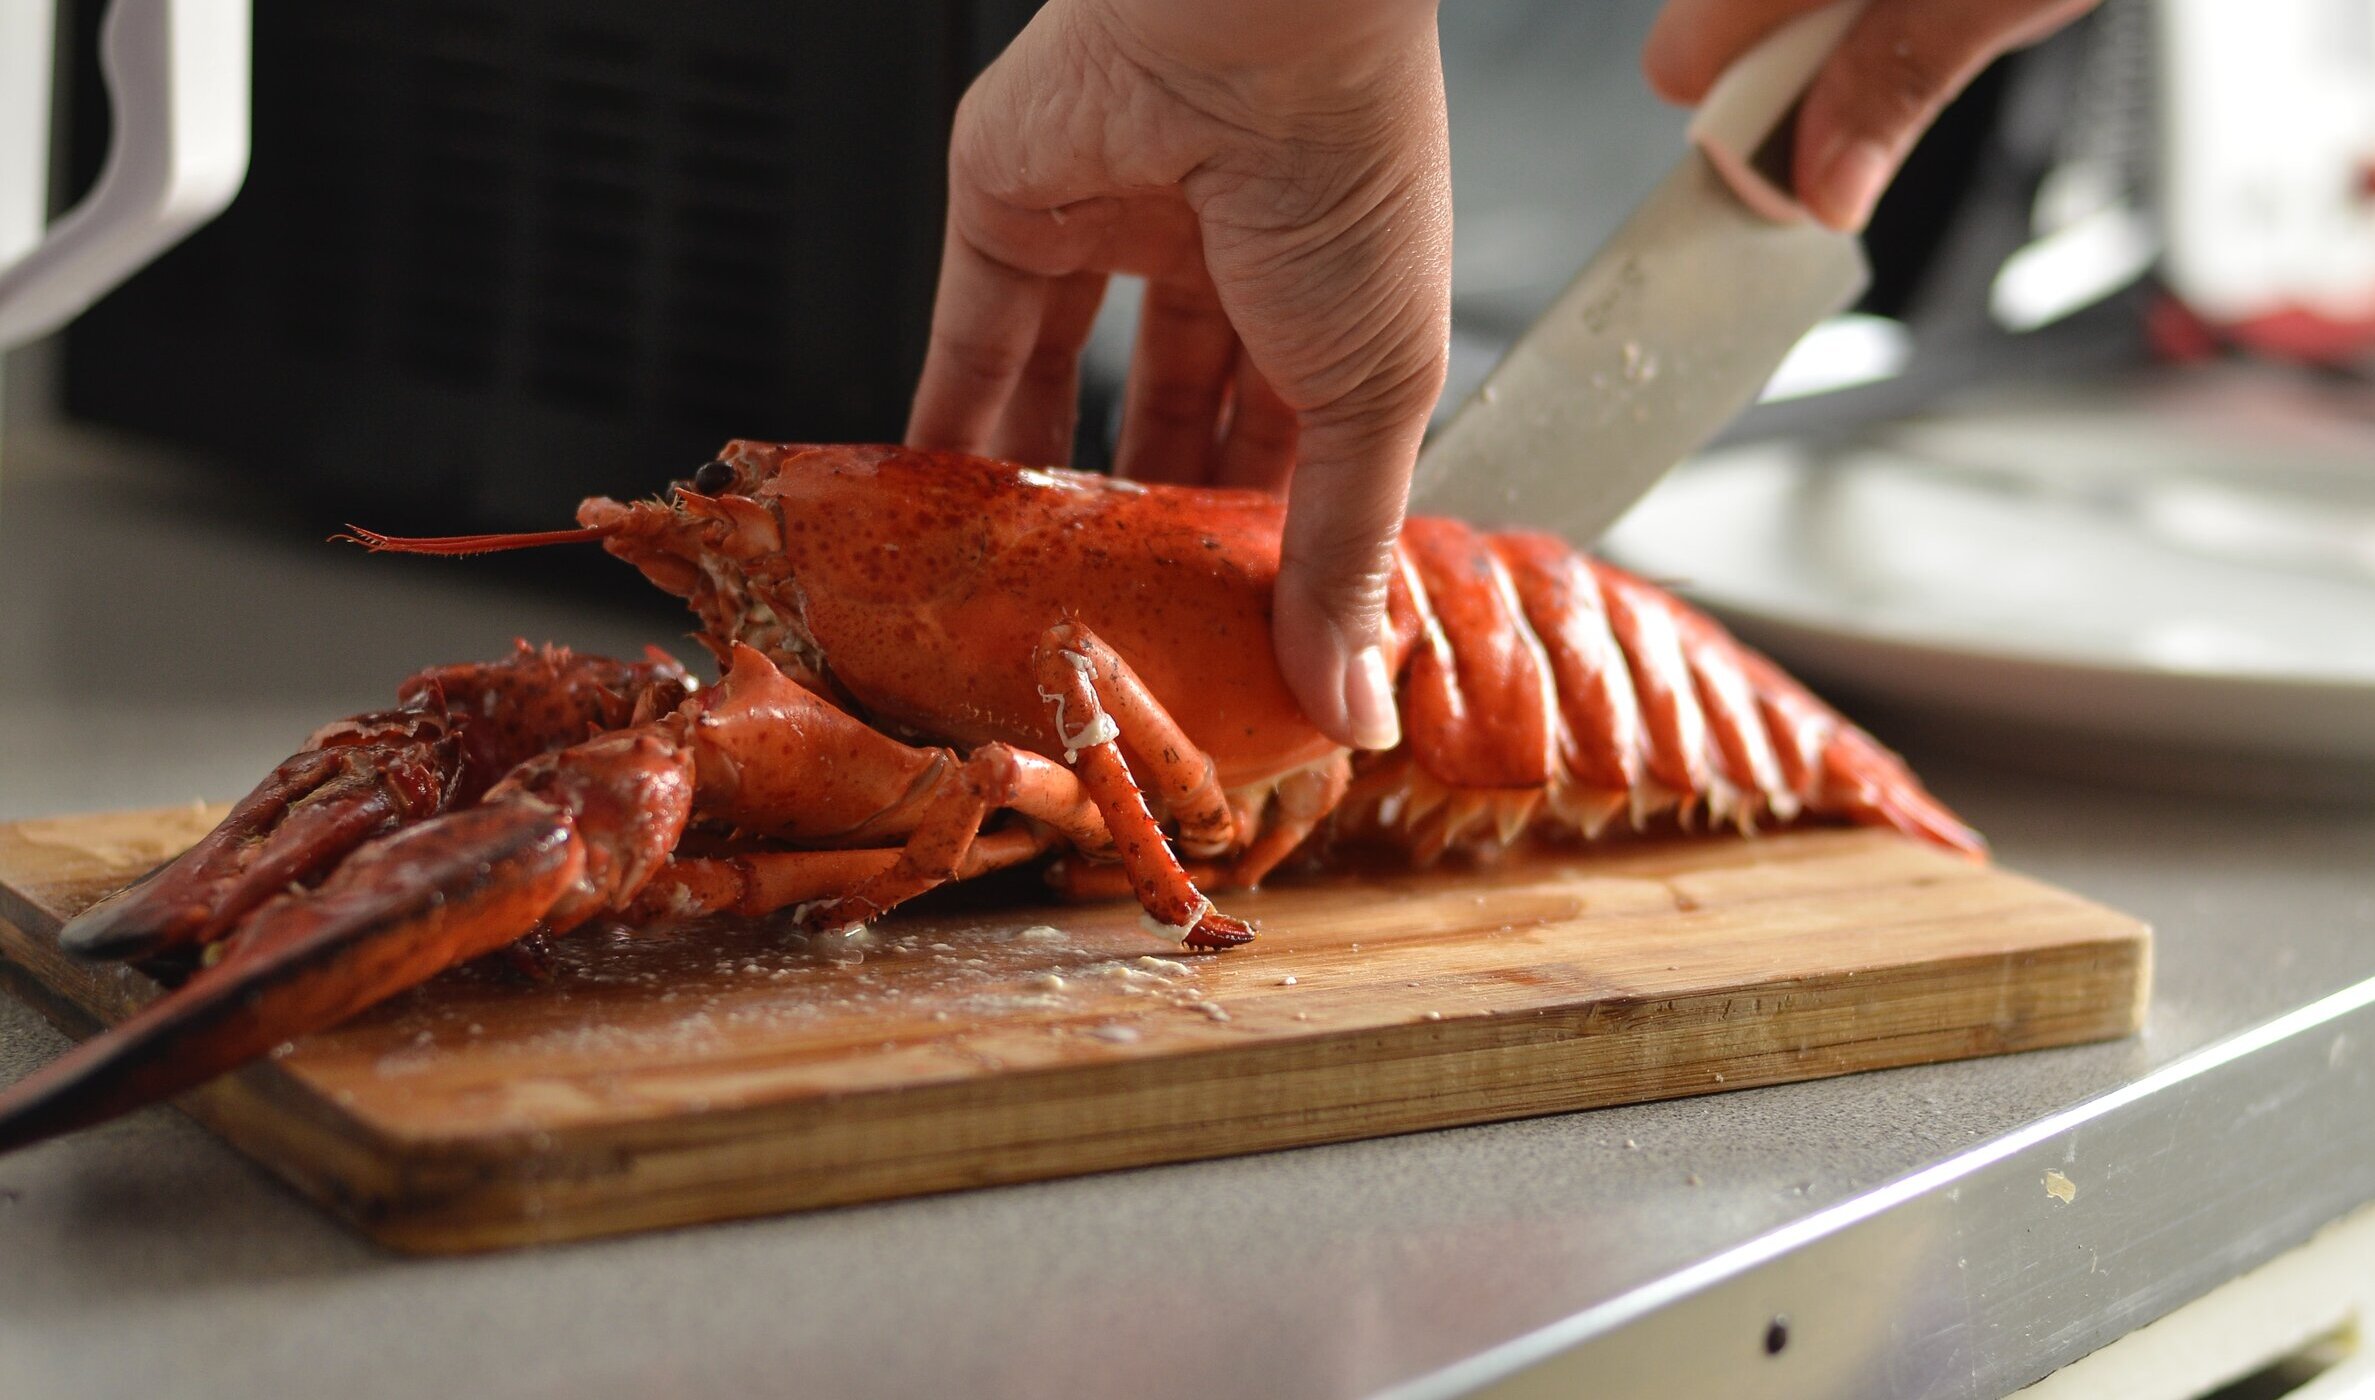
[1819,729,1987,859]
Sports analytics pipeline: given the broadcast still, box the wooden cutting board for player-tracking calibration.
[0,806,2148,1254]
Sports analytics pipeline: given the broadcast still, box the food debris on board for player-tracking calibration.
[348,903,1268,1102]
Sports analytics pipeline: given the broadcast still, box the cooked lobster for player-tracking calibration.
[0,442,1977,1152]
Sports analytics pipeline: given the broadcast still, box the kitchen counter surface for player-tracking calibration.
[5,421,2372,1399]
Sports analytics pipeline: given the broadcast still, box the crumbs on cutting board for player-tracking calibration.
[361,915,1226,1080]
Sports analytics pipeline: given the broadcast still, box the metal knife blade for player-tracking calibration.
[1409,1,1870,540]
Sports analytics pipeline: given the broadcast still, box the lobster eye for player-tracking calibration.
[691,459,736,496]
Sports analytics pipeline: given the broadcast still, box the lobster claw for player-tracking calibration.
[59,735,456,962]
[0,799,582,1154]
[54,644,695,967]
[0,709,702,1155]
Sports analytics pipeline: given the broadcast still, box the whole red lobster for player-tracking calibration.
[0,443,1976,1151]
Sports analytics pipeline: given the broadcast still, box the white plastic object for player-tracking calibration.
[2158,0,2375,323]
[1687,0,1867,223]
[0,0,56,270]
[0,0,251,352]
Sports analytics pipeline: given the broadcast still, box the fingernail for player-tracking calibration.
[1812,136,1891,232]
[1343,646,1401,752]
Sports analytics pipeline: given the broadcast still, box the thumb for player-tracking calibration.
[1272,391,1436,752]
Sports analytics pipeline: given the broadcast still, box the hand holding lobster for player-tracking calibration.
[907,0,1452,755]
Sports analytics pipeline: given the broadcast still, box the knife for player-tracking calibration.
[1408,0,1871,537]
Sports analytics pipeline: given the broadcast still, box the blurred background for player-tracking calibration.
[21,0,2170,515]
[7,0,2375,803]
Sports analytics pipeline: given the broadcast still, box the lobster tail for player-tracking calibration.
[1370,524,1979,859]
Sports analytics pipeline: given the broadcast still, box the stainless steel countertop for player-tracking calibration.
[3,420,2371,1399]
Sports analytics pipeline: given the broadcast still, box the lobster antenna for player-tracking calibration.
[333,523,622,556]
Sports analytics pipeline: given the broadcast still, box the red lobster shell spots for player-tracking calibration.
[0,443,1976,1153]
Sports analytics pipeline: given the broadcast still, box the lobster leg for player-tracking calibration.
[642,739,1101,928]
[545,643,1115,930]
[1053,754,1369,908]
[632,827,1053,922]
[1058,754,1355,898]
[1038,622,1240,857]
[1226,755,1354,887]
[789,744,1107,929]
[1030,622,1254,949]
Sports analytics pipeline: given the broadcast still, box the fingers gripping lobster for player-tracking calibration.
[0,443,1978,1152]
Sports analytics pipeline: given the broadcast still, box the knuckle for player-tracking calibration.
[1879,47,1956,124]
[951,207,1077,281]
[1213,212,1450,416]
[1258,286,1445,412]
[1284,476,1411,572]
[1299,336,1449,433]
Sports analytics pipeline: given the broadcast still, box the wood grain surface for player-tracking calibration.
[0,807,2149,1253]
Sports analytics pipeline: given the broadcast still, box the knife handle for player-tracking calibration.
[1686,0,1868,223]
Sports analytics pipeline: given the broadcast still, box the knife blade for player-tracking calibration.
[1408,1,1871,539]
